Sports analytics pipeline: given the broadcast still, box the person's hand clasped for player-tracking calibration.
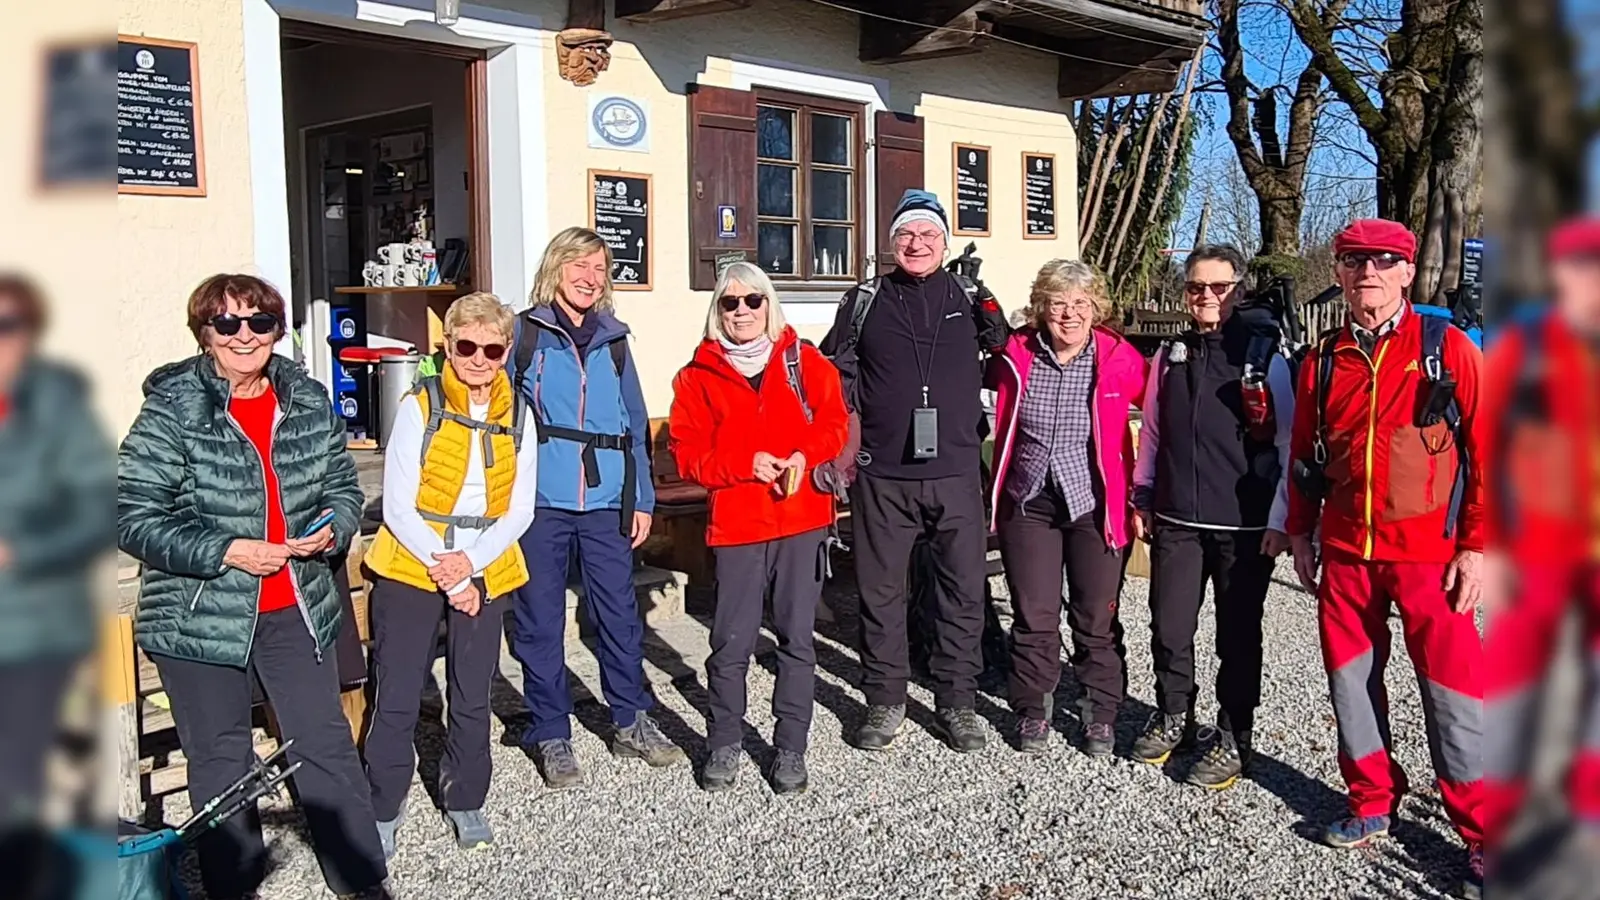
[753,451,784,484]
[224,539,291,576]
[1443,549,1484,615]
[428,550,474,591]
[449,581,482,617]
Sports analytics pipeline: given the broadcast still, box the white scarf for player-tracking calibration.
[720,334,773,378]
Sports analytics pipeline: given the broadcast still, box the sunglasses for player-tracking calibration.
[453,339,506,361]
[0,316,27,336]
[1184,281,1238,298]
[718,293,766,312]
[1337,251,1407,271]
[210,313,279,337]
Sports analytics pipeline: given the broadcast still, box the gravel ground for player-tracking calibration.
[164,558,1471,900]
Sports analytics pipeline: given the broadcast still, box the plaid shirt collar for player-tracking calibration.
[1349,303,1407,348]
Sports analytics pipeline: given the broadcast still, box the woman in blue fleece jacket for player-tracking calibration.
[504,227,682,788]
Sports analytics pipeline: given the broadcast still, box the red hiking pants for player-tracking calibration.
[1319,556,1484,844]
[1483,565,1600,848]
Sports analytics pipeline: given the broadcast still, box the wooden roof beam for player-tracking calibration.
[614,0,751,23]
[858,1,996,64]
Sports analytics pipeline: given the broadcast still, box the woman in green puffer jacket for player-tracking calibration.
[0,275,114,831]
[117,274,387,900]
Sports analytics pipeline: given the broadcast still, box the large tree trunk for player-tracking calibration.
[1100,90,1175,275]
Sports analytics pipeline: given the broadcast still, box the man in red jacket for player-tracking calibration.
[1480,217,1600,858]
[1286,219,1485,895]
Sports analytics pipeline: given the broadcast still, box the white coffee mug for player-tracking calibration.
[362,261,381,287]
[378,243,406,265]
[398,264,421,287]
[380,264,398,287]
[404,244,425,264]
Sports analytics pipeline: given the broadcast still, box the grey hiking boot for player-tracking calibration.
[613,711,688,767]
[375,808,405,861]
[1187,726,1250,790]
[854,704,906,751]
[442,808,493,850]
[770,750,809,795]
[1132,712,1195,765]
[935,707,987,753]
[534,738,584,789]
[1082,722,1115,758]
[701,745,742,792]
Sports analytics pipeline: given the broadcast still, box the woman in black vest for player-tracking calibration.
[1130,244,1295,790]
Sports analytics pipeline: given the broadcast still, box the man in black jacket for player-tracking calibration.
[820,190,1000,753]
[1129,244,1295,789]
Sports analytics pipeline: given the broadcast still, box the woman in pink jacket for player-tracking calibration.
[985,259,1147,758]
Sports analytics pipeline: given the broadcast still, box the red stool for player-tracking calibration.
[337,345,411,444]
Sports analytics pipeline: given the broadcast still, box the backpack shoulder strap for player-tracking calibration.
[952,273,980,304]
[512,314,538,397]
[785,342,812,423]
[1313,332,1339,458]
[1244,331,1279,379]
[1419,311,1450,384]
[609,338,628,379]
[845,277,882,352]
[418,376,445,465]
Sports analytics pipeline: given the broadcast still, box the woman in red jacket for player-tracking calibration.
[668,261,848,795]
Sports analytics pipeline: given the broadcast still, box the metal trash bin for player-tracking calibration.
[376,351,422,448]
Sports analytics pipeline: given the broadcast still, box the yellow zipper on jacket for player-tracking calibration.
[1357,341,1390,560]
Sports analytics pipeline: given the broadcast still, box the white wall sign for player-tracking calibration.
[588,94,649,153]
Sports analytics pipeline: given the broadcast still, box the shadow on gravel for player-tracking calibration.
[1243,751,1349,844]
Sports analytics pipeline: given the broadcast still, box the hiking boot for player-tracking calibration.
[1082,722,1115,758]
[375,808,405,861]
[701,745,742,792]
[337,885,396,900]
[534,739,584,789]
[854,704,906,751]
[935,707,987,753]
[613,712,687,767]
[1323,813,1391,849]
[1131,712,1194,765]
[1016,716,1051,754]
[770,750,809,795]
[1462,843,1484,900]
[442,808,493,851]
[1187,726,1251,790]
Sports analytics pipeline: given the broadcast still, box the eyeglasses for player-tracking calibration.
[1184,281,1238,298]
[453,339,506,361]
[209,313,279,337]
[718,293,766,312]
[0,316,27,336]
[1047,298,1095,314]
[893,231,945,247]
[1337,251,1407,271]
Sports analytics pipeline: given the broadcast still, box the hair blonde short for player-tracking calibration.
[705,261,788,342]
[444,292,514,343]
[530,227,614,311]
[1028,259,1112,327]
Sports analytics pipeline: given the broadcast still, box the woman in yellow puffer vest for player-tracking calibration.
[361,293,537,856]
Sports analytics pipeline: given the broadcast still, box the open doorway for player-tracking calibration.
[280,21,490,441]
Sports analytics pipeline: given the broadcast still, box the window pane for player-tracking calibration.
[758,164,796,218]
[813,225,853,278]
[759,223,797,275]
[811,114,851,166]
[811,170,851,222]
[757,107,795,161]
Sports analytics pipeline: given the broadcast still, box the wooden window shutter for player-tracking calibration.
[873,110,925,276]
[687,84,757,291]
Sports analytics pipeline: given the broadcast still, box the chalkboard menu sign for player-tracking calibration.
[1460,237,1482,287]
[41,43,116,187]
[1023,153,1056,239]
[116,36,205,196]
[589,170,652,290]
[952,143,991,236]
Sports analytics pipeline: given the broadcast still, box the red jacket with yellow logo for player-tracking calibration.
[1286,306,1484,563]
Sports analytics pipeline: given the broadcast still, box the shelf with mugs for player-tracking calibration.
[333,284,461,295]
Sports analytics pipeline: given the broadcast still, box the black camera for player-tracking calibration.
[1292,455,1329,502]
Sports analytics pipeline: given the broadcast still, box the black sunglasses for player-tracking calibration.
[209,313,279,337]
[453,339,506,361]
[1337,251,1407,271]
[718,293,766,312]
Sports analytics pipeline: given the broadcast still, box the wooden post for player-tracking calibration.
[104,613,143,820]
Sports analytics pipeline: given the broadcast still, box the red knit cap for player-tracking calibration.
[1333,218,1417,263]
[1547,217,1600,261]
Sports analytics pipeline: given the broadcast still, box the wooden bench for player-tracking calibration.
[641,417,715,584]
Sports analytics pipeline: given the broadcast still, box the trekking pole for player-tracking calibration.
[172,739,295,838]
[178,761,302,845]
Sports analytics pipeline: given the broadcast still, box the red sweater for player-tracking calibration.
[231,389,297,613]
[668,329,849,547]
[1286,307,1484,563]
